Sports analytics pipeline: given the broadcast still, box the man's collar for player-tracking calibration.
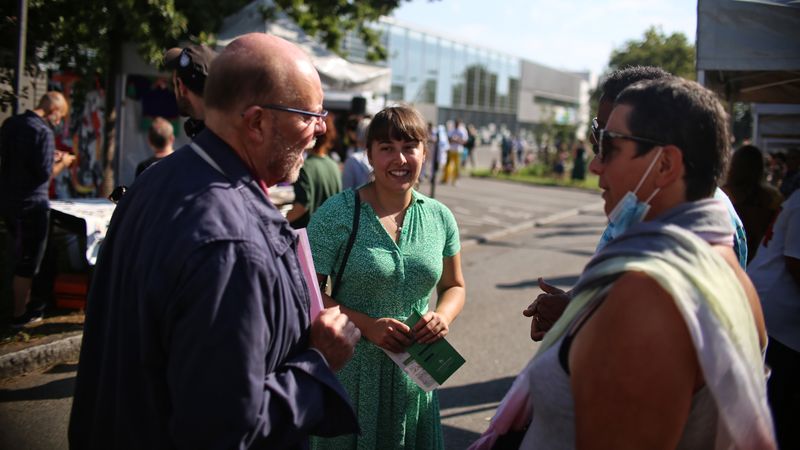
[192,129,275,200]
[192,128,294,245]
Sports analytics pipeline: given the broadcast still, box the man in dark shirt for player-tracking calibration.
[69,33,361,449]
[1,91,72,328]
[135,117,174,178]
[163,44,217,138]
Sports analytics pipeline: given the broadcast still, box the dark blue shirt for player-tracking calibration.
[0,110,54,213]
[69,129,358,449]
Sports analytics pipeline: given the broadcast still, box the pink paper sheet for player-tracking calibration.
[296,229,324,320]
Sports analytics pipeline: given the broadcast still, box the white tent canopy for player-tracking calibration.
[216,0,391,96]
[697,0,800,150]
[697,0,800,103]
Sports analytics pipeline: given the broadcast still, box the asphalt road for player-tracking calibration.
[0,182,606,450]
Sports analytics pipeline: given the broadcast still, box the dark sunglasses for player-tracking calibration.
[594,128,666,163]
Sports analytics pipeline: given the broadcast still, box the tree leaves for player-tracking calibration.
[273,0,403,61]
[608,26,695,80]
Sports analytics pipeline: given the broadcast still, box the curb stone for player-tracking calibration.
[0,201,603,379]
[0,334,82,379]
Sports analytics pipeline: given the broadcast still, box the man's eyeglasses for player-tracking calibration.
[245,104,328,127]
[594,128,666,163]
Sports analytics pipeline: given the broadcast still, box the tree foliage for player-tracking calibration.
[607,26,695,80]
[270,0,407,61]
[1,0,415,192]
[584,26,697,135]
[1,0,254,102]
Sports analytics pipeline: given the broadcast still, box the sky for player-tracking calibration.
[390,0,697,77]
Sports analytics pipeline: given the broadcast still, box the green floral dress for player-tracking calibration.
[307,188,460,450]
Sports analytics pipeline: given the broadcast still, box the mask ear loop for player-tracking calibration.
[633,146,664,196]
[644,186,660,204]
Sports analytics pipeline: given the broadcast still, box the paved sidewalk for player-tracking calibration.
[1,178,603,379]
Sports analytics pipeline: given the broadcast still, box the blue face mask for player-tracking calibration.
[595,147,663,252]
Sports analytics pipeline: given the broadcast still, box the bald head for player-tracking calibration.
[204,33,319,114]
[37,91,68,117]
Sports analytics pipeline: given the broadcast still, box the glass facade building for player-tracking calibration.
[379,21,520,127]
[341,19,589,137]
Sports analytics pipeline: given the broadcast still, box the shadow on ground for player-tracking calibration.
[535,228,604,239]
[440,377,516,449]
[439,376,515,411]
[496,274,580,290]
[0,364,76,402]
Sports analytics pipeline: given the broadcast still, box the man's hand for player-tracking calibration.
[61,152,76,167]
[412,311,450,344]
[309,306,361,371]
[52,150,77,176]
[523,278,569,341]
[365,317,413,353]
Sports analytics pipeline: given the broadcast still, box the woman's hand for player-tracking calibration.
[412,311,451,344]
[365,318,413,353]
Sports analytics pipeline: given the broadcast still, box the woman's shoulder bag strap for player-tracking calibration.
[332,190,361,299]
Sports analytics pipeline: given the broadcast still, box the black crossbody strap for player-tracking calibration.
[332,190,361,299]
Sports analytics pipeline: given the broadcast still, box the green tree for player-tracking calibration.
[271,0,408,62]
[586,26,696,133]
[1,0,252,195]
[1,0,414,194]
[607,26,695,80]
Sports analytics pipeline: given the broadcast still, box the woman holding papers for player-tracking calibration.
[307,105,466,450]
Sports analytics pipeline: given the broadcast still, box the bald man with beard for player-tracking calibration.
[69,34,360,450]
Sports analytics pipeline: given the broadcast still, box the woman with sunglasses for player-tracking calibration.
[307,105,466,450]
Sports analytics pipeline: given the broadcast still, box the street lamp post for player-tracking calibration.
[13,0,28,116]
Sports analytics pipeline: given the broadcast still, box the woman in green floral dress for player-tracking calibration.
[307,106,466,449]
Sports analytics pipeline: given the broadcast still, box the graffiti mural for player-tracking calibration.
[50,74,105,198]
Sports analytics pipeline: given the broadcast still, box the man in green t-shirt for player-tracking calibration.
[287,115,342,228]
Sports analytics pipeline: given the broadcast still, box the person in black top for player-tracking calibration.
[135,117,174,178]
[1,91,73,328]
[163,44,217,138]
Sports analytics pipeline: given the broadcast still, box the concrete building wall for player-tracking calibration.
[517,61,584,126]
[520,61,581,99]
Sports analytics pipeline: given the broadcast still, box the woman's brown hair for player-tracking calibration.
[366,105,428,154]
